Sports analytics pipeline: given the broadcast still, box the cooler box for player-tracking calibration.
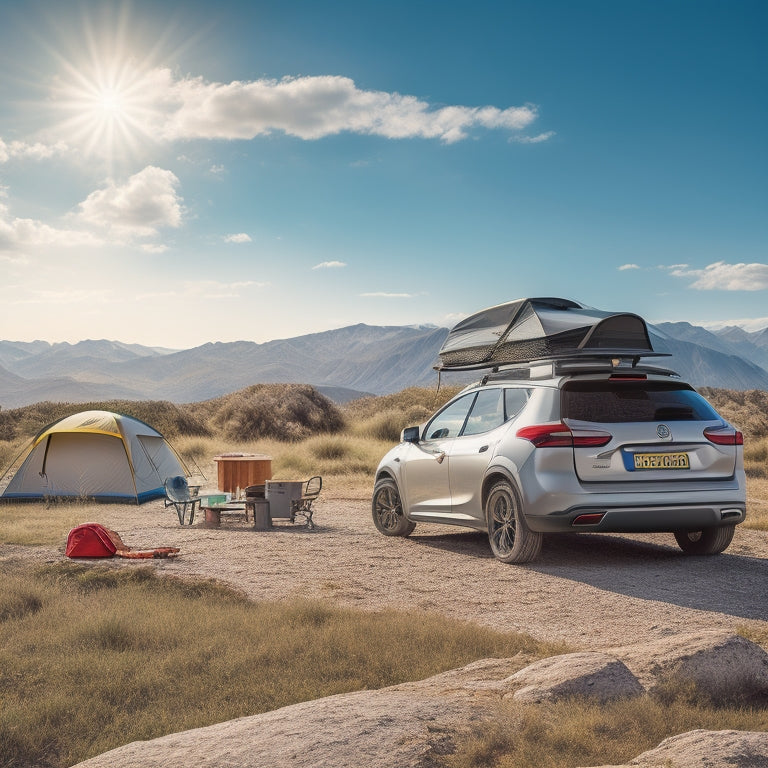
[265,481,304,520]
[199,493,231,507]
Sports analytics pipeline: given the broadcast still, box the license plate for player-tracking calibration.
[633,452,690,470]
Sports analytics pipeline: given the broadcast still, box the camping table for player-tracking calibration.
[200,502,248,527]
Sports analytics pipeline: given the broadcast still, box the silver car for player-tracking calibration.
[372,363,746,563]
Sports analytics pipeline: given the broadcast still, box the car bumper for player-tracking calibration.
[525,501,746,533]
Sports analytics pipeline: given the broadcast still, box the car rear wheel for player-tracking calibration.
[486,480,542,564]
[673,525,735,555]
[372,477,416,537]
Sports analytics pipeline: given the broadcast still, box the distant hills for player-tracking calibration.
[1,321,767,409]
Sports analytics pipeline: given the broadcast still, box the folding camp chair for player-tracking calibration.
[289,476,322,529]
[164,476,202,525]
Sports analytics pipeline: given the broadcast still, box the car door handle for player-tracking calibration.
[479,445,489,453]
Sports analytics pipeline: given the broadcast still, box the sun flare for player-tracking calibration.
[41,6,178,169]
[52,56,162,166]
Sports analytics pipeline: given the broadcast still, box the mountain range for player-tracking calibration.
[1,321,768,409]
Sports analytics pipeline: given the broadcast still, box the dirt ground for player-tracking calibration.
[6,491,767,649]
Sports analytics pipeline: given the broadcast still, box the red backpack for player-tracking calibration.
[65,523,179,559]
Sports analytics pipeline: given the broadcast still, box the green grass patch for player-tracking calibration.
[0,562,560,768]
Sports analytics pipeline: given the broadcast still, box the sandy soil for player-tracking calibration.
[5,492,767,648]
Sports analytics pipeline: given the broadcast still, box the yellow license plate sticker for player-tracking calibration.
[633,452,690,470]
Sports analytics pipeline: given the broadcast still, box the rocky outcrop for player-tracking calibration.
[580,730,768,768]
[72,632,768,768]
[613,630,768,703]
[506,652,643,704]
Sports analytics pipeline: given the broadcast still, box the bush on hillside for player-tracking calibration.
[0,400,209,442]
[207,384,345,442]
[698,388,768,439]
[344,386,463,422]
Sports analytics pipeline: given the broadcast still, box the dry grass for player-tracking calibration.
[196,383,345,442]
[444,694,768,768]
[746,476,768,531]
[0,562,557,768]
[0,502,86,546]
[699,387,768,439]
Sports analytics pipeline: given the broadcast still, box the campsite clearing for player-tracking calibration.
[4,492,767,649]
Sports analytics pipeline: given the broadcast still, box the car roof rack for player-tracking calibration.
[436,297,669,373]
[461,355,680,385]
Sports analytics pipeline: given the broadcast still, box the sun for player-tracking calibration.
[52,54,162,167]
[42,6,178,170]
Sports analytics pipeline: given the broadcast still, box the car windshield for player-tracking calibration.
[562,380,720,423]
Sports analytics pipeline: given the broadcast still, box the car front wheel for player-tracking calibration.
[673,526,735,555]
[372,477,416,537]
[485,480,542,564]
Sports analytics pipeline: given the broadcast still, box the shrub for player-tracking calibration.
[210,384,345,442]
[699,388,768,439]
[355,410,407,442]
[310,436,350,461]
[344,386,463,423]
[0,399,210,442]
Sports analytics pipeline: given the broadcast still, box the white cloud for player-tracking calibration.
[106,70,540,145]
[140,243,169,253]
[1,167,183,255]
[360,291,414,298]
[509,131,555,144]
[618,263,641,271]
[312,260,347,269]
[224,233,252,243]
[0,137,68,163]
[76,166,183,240]
[0,201,101,255]
[669,261,768,291]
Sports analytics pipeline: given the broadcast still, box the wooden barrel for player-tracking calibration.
[214,454,272,494]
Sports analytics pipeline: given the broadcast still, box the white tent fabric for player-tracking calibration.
[1,410,188,504]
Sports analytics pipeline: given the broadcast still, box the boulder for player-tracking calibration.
[614,631,768,703]
[579,729,768,768]
[505,652,644,704]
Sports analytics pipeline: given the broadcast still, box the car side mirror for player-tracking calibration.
[402,426,420,443]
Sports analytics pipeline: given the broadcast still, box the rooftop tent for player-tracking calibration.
[1,410,189,504]
[438,297,658,370]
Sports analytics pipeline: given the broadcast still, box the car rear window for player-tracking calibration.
[562,380,720,423]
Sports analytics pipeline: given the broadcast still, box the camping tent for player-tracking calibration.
[438,297,659,370]
[1,410,188,504]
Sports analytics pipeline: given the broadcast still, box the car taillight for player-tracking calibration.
[516,422,612,448]
[703,427,744,446]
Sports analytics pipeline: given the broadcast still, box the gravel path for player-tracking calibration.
[5,493,766,648]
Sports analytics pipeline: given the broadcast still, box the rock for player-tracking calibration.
[579,729,768,768]
[70,637,768,768]
[505,652,644,704]
[614,630,768,703]
[71,686,480,768]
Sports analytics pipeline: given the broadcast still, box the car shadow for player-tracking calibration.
[410,529,768,622]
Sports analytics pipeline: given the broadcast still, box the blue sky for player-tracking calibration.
[0,0,766,348]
